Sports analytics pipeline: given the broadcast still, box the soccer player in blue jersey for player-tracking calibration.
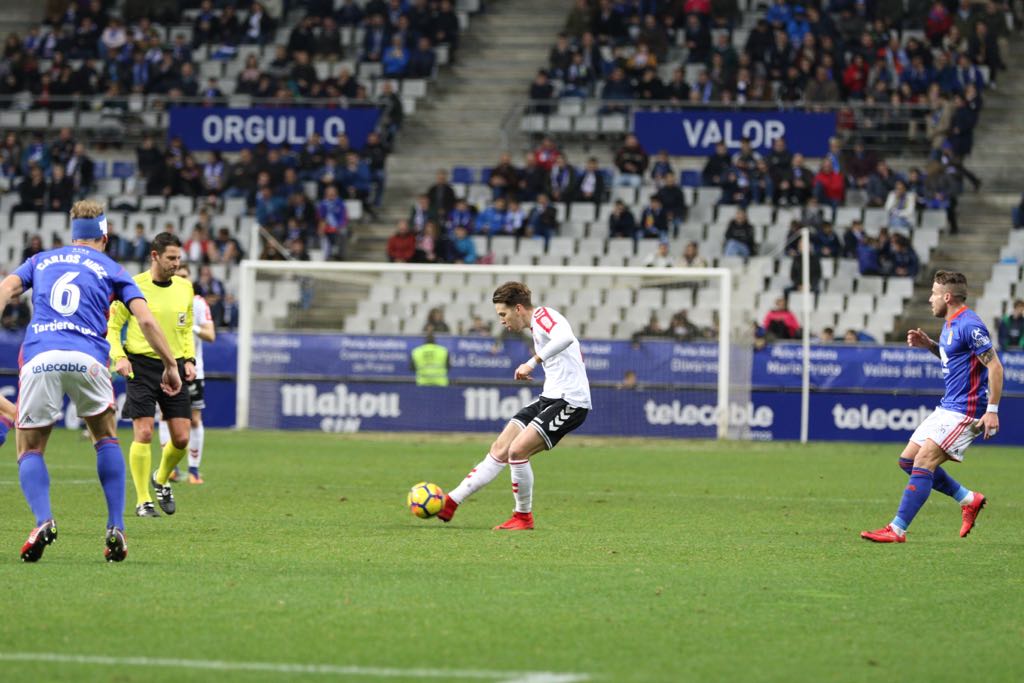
[862,270,1003,543]
[0,200,182,562]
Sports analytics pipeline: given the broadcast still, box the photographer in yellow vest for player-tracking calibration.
[410,334,450,386]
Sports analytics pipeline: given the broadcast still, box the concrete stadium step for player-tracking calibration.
[358,0,569,261]
[888,195,1015,339]
[286,281,368,329]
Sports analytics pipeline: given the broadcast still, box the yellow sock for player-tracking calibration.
[129,441,153,504]
[156,440,188,485]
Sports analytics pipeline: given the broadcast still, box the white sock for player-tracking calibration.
[448,454,506,504]
[157,420,169,448]
[188,422,204,469]
[510,459,534,513]
[959,491,975,507]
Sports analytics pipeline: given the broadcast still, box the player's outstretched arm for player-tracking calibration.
[128,298,182,395]
[107,300,133,377]
[976,348,1003,439]
[0,274,24,309]
[907,327,940,358]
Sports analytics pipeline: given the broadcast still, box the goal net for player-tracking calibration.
[236,260,755,439]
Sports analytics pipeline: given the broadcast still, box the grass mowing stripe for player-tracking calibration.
[0,652,591,681]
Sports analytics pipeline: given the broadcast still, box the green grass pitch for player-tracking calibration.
[0,429,1022,683]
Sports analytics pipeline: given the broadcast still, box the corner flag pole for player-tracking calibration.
[800,227,811,444]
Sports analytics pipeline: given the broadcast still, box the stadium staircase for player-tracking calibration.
[0,6,40,41]
[294,0,569,327]
[347,0,569,262]
[893,39,1024,339]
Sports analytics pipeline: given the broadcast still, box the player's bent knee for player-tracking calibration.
[915,440,948,470]
[489,441,509,462]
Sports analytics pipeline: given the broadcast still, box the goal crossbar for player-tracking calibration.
[236,260,734,437]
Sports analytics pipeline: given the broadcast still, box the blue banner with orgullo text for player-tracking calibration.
[166,107,381,151]
[633,110,837,156]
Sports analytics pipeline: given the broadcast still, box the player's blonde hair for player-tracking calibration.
[69,199,105,220]
[934,270,968,302]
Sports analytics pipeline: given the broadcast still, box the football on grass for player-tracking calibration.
[407,482,445,518]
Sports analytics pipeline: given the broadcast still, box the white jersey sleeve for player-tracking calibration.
[530,306,592,409]
[192,295,212,380]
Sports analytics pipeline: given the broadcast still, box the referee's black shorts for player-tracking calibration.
[121,354,191,420]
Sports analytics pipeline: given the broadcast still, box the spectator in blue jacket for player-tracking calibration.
[638,196,669,240]
[19,133,51,177]
[407,36,436,78]
[765,0,792,26]
[447,199,475,233]
[814,221,842,258]
[255,185,286,227]
[339,152,372,203]
[933,52,959,94]
[786,7,812,47]
[954,52,986,92]
[475,198,508,235]
[451,225,477,264]
[382,35,409,77]
[317,185,348,260]
[857,236,883,276]
[887,234,919,277]
[901,55,934,96]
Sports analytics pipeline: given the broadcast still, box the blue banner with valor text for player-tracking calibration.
[633,110,837,156]
[166,107,382,151]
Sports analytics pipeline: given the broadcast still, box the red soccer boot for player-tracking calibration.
[860,524,906,543]
[960,492,987,538]
[436,495,459,523]
[493,511,534,530]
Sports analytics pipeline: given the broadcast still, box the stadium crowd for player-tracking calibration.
[0,0,463,318]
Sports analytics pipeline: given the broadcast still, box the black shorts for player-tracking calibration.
[122,354,191,420]
[511,396,588,449]
[188,378,205,410]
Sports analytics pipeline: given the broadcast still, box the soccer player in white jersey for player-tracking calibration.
[438,281,592,530]
[158,263,215,484]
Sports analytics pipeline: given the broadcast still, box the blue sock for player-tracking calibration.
[95,437,126,531]
[0,415,12,447]
[18,451,52,525]
[892,468,934,531]
[900,457,968,502]
[933,467,970,502]
[188,466,199,476]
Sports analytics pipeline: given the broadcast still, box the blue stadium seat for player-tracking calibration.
[451,166,474,184]
[112,161,135,179]
[680,170,701,187]
[93,161,108,179]
[479,167,492,185]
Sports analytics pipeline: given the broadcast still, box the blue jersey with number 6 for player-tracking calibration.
[14,246,145,365]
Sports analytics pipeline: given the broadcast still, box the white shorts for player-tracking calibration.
[18,350,114,429]
[910,407,980,462]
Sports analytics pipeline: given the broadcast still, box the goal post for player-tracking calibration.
[236,260,744,438]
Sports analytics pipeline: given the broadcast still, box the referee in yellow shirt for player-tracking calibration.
[108,233,196,517]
